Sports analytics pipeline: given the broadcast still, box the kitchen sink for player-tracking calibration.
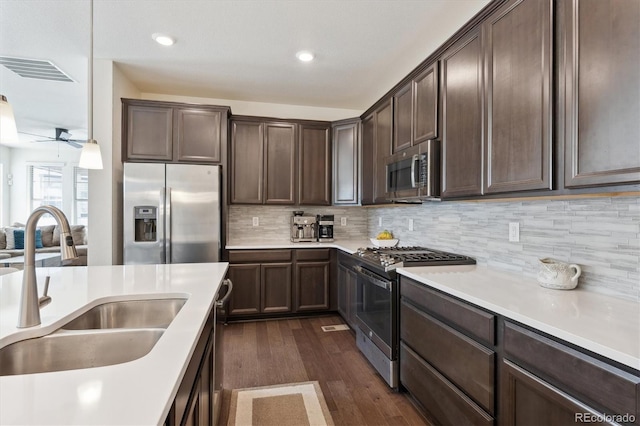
[61,298,187,330]
[0,328,164,376]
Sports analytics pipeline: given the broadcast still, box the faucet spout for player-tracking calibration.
[17,205,79,328]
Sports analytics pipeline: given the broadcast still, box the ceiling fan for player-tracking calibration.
[28,127,86,148]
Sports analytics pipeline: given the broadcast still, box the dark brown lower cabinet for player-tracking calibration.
[337,264,357,329]
[501,360,611,426]
[295,261,330,312]
[165,307,214,426]
[227,249,334,319]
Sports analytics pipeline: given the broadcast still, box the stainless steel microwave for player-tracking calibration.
[385,139,440,202]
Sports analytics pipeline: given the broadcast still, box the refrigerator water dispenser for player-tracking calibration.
[134,206,157,242]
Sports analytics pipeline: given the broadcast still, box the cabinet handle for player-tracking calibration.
[216,279,233,307]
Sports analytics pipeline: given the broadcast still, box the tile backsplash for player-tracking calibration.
[368,196,640,302]
[227,205,368,243]
[227,196,639,302]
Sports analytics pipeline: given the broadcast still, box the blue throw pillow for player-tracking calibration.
[13,229,43,250]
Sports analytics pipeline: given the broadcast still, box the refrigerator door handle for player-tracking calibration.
[166,187,172,264]
[159,188,167,264]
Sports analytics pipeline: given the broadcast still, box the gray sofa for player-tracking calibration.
[0,224,88,266]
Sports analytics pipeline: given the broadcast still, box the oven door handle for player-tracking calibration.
[353,265,392,291]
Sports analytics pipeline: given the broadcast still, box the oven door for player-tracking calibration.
[354,265,397,359]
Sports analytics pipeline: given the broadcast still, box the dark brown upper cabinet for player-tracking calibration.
[298,123,331,205]
[393,83,413,152]
[332,119,360,205]
[361,99,393,205]
[561,0,640,188]
[440,29,484,198]
[483,0,553,194]
[375,100,393,203]
[413,62,439,144]
[230,120,264,204]
[122,99,228,164]
[230,117,332,205]
[361,113,375,205]
[393,62,439,154]
[264,122,297,205]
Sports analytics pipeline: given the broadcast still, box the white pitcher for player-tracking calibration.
[537,258,582,290]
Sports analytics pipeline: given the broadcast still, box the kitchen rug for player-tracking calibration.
[227,381,334,426]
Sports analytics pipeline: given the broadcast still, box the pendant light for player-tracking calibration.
[0,95,19,144]
[79,0,103,170]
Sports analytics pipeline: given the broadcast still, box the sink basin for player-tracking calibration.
[61,298,187,330]
[0,329,164,376]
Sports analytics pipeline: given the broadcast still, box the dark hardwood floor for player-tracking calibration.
[219,315,429,426]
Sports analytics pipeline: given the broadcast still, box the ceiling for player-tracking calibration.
[0,0,490,149]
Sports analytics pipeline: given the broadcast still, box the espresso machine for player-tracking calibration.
[291,211,316,242]
[317,214,334,242]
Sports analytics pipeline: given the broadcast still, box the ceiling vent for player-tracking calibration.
[0,56,74,82]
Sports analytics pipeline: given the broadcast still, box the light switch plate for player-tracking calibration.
[378,217,382,227]
[252,217,259,227]
[509,222,520,242]
[408,218,414,231]
[341,217,347,226]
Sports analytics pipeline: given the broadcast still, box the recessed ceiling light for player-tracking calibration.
[152,33,175,46]
[296,51,314,62]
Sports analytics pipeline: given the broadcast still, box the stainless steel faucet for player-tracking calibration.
[17,205,78,328]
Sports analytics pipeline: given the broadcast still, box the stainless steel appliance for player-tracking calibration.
[316,214,334,242]
[123,163,221,264]
[291,212,316,242]
[352,246,475,388]
[385,139,440,202]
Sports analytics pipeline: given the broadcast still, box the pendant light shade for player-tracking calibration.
[79,139,103,169]
[0,95,19,144]
[79,0,103,170]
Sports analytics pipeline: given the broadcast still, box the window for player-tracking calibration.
[29,165,63,225]
[74,167,88,226]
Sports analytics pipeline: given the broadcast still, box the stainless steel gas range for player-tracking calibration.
[351,246,476,388]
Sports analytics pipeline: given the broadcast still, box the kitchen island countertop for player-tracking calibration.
[398,265,640,371]
[0,262,228,425]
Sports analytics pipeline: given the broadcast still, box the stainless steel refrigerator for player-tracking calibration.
[123,162,221,264]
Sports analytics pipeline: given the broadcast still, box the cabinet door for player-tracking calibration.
[230,121,264,204]
[261,263,292,313]
[374,100,393,204]
[337,265,348,319]
[563,0,640,187]
[393,82,412,152]
[174,108,224,163]
[299,124,331,205]
[501,360,610,426]
[333,120,360,205]
[441,29,484,198]
[295,261,330,311]
[198,338,213,426]
[227,264,260,316]
[264,123,296,204]
[124,103,173,161]
[484,0,553,193]
[361,113,375,205]
[346,267,357,328]
[413,62,439,144]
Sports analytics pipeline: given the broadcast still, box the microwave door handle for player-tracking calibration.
[411,154,419,188]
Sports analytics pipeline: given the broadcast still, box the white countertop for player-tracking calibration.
[398,265,640,370]
[0,263,229,425]
[226,239,370,254]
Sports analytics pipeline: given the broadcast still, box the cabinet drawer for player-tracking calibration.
[504,321,640,422]
[401,300,495,414]
[400,342,494,426]
[228,250,292,263]
[295,248,331,261]
[400,276,495,345]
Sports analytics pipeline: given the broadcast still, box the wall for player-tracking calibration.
[227,205,368,244]
[89,60,140,266]
[141,93,362,122]
[0,145,11,224]
[368,196,640,301]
